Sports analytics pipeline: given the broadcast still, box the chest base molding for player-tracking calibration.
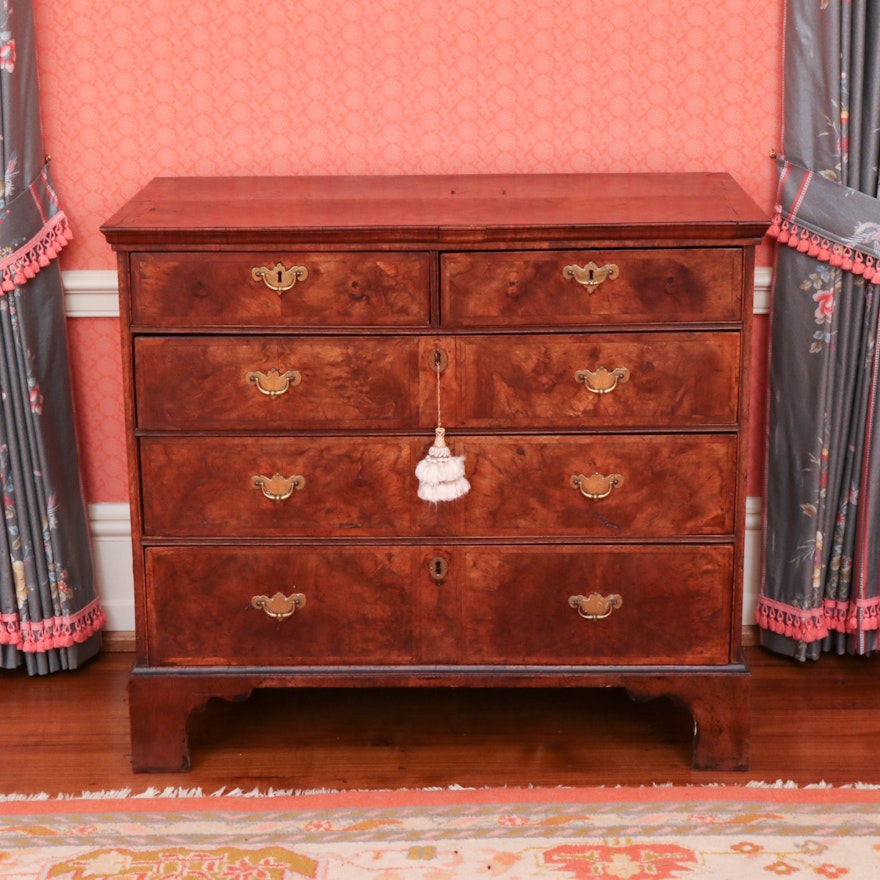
[129,663,751,773]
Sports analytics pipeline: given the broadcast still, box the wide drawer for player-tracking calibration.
[134,332,740,432]
[145,545,420,666]
[441,248,742,326]
[130,251,431,327]
[460,544,734,665]
[139,434,737,538]
[143,543,733,667]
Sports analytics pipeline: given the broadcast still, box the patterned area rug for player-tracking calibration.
[0,785,878,879]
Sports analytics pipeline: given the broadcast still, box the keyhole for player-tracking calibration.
[429,348,449,373]
[277,269,284,284]
[428,556,448,582]
[588,268,595,282]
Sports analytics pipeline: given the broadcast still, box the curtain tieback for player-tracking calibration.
[768,158,880,282]
[0,163,73,293]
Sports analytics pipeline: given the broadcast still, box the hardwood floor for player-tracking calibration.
[2,645,879,796]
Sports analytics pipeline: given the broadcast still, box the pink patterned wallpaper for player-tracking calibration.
[34,0,785,502]
[66,318,126,504]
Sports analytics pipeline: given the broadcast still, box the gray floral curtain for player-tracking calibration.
[0,0,104,673]
[758,0,880,660]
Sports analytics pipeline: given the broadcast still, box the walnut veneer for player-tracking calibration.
[102,173,768,772]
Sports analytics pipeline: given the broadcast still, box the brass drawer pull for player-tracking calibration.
[569,592,623,620]
[246,368,302,398]
[251,262,309,294]
[563,261,619,293]
[251,591,306,620]
[252,473,306,501]
[574,366,630,394]
[570,472,624,500]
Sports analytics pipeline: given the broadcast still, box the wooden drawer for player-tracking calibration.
[459,544,734,665]
[139,434,737,539]
[135,332,740,432]
[135,336,428,431]
[441,249,742,326]
[452,331,741,428]
[145,546,419,666]
[130,251,431,327]
[144,543,733,667]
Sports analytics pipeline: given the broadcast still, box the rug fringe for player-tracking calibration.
[2,781,880,801]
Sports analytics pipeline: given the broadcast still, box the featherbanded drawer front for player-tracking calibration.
[135,332,740,431]
[451,332,741,429]
[145,546,420,667]
[144,544,731,668]
[458,545,734,666]
[103,172,767,773]
[134,336,431,431]
[138,434,736,539]
[441,249,743,327]
[130,251,432,328]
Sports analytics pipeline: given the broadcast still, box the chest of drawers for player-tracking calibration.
[102,173,767,772]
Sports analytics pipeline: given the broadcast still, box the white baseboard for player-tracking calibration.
[743,496,762,627]
[88,503,134,631]
[89,498,764,634]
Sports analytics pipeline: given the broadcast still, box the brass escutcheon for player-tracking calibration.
[568,592,623,620]
[252,473,306,501]
[574,366,630,395]
[251,262,309,294]
[563,261,620,293]
[570,472,624,500]
[427,555,449,582]
[251,591,306,620]
[430,347,449,373]
[246,368,302,398]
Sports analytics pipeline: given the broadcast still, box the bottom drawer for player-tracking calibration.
[144,543,734,667]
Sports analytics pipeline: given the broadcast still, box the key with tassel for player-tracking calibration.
[415,348,470,502]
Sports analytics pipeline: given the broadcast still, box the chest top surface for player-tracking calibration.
[101,172,768,248]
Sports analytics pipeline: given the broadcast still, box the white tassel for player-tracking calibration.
[416,427,470,502]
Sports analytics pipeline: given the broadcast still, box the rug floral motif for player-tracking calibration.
[0,785,878,879]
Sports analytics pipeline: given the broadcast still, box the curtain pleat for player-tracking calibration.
[758,0,880,660]
[0,0,104,673]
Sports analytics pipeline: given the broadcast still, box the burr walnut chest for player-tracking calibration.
[102,173,768,772]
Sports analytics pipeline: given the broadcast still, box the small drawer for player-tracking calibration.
[145,546,417,666]
[441,248,742,326]
[140,433,736,540]
[135,336,427,431]
[459,544,734,665]
[453,331,741,429]
[130,251,431,328]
